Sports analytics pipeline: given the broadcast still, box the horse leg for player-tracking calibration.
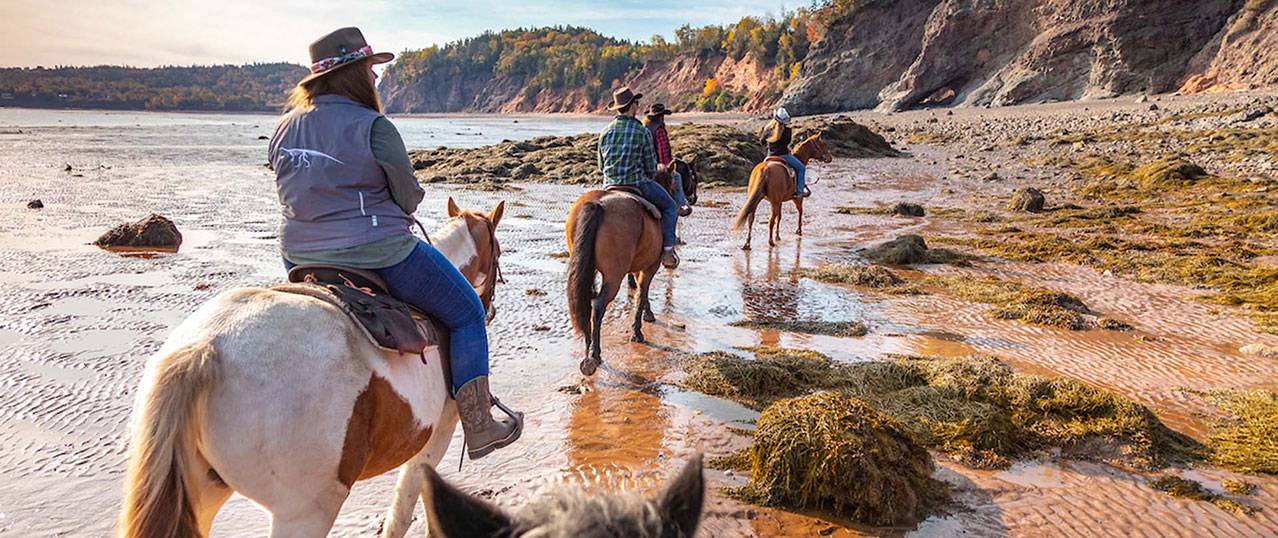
[267,487,348,538]
[742,209,756,251]
[774,201,783,243]
[582,277,621,375]
[383,411,459,538]
[626,273,637,290]
[795,197,804,236]
[630,265,659,341]
[767,202,780,247]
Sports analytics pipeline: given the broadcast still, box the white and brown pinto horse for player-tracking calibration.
[118,198,505,538]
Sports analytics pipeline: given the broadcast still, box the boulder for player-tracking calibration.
[864,235,929,264]
[1007,187,1045,212]
[889,202,926,217]
[94,214,183,250]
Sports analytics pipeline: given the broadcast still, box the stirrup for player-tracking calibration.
[491,396,520,422]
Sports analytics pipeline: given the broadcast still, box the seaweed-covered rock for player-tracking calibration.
[863,235,929,264]
[94,214,182,250]
[888,202,926,217]
[789,115,901,158]
[797,263,904,288]
[1133,157,1207,187]
[1007,187,1046,212]
[744,392,946,525]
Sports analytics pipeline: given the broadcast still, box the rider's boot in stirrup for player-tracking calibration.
[661,247,680,269]
[456,376,523,460]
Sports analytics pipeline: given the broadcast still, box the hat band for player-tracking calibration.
[310,45,374,74]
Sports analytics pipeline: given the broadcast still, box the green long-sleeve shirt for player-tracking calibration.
[282,116,423,269]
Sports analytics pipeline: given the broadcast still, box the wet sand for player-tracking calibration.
[1,101,1276,536]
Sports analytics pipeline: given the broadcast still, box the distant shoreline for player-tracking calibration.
[0,103,282,115]
[0,105,758,121]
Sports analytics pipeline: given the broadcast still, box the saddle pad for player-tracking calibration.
[601,190,662,220]
[272,282,438,356]
[764,156,796,180]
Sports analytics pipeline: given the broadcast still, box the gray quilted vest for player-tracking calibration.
[269,95,411,253]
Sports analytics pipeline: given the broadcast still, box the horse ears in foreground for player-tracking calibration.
[423,465,514,538]
[490,200,505,228]
[658,453,706,538]
[447,197,462,218]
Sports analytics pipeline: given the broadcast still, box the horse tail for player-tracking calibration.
[119,339,219,538]
[733,168,768,231]
[567,201,605,336]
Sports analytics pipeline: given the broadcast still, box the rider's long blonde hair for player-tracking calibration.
[765,119,786,144]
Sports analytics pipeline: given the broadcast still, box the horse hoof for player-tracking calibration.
[741,245,751,251]
[643,312,656,323]
[630,333,646,344]
[579,357,601,376]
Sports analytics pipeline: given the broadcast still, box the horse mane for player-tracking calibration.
[511,486,666,538]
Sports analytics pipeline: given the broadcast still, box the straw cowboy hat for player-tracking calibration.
[608,86,643,111]
[301,27,395,85]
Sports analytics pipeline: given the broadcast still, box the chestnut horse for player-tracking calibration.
[732,133,833,250]
[117,198,505,538]
[566,169,681,376]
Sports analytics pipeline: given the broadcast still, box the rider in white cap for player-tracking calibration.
[762,107,808,198]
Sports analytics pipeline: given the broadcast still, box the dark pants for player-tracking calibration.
[284,240,488,394]
[635,179,678,247]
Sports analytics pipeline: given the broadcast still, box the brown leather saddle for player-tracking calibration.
[274,265,445,363]
[603,185,662,220]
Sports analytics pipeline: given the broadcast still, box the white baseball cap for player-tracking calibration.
[773,107,792,125]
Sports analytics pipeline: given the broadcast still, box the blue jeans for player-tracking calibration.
[636,179,678,247]
[284,240,489,395]
[671,170,688,207]
[782,154,806,195]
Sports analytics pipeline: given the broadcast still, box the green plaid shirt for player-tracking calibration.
[598,115,657,186]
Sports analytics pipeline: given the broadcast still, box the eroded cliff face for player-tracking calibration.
[380,50,779,114]
[783,0,1276,113]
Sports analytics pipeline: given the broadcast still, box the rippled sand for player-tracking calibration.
[1,108,1275,536]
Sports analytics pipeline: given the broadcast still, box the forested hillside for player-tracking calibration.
[0,63,308,111]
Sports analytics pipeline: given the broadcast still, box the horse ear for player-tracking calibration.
[656,454,705,538]
[422,465,513,538]
[490,200,505,228]
[447,197,461,218]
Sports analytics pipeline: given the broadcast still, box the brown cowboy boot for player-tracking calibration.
[456,376,523,460]
[661,247,680,269]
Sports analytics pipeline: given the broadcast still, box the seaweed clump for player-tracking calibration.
[740,392,946,525]
[729,319,868,337]
[1149,475,1255,514]
[1132,157,1208,188]
[682,349,1199,470]
[795,263,921,294]
[862,235,968,265]
[922,275,1094,330]
[1206,389,1278,474]
[1007,187,1046,212]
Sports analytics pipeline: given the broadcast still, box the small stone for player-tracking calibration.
[26,199,43,209]
[94,214,183,250]
[63,163,73,172]
[1148,104,1160,111]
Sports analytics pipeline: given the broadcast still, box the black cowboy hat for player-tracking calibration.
[301,27,395,85]
[608,87,643,111]
[646,103,673,117]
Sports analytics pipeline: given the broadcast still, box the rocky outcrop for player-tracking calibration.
[408,118,896,187]
[783,0,1276,113]
[95,214,182,250]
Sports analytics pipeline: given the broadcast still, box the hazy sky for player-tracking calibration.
[2,0,793,68]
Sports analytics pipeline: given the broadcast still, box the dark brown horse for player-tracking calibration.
[566,168,682,376]
[671,156,700,206]
[732,133,833,250]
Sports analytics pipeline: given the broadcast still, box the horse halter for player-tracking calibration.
[472,216,504,320]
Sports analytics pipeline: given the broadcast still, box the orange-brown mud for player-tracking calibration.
[1,99,1276,536]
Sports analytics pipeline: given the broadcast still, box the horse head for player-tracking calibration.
[674,155,700,205]
[445,197,505,323]
[423,455,704,538]
[796,132,833,164]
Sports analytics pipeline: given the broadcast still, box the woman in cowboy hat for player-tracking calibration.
[269,27,522,459]
[761,107,809,198]
[642,102,691,217]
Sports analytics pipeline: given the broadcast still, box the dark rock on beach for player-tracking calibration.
[94,214,183,250]
[26,199,44,209]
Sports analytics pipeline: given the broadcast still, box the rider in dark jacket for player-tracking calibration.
[761,107,808,198]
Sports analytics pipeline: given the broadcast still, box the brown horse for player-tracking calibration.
[566,169,680,376]
[732,133,834,250]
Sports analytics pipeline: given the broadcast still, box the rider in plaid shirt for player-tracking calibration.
[598,87,679,268]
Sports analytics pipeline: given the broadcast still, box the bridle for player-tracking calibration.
[471,216,504,321]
